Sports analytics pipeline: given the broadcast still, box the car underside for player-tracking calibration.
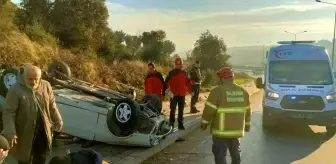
[0,61,173,147]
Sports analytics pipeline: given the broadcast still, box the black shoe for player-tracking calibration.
[178,124,185,130]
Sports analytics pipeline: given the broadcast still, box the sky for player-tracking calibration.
[10,0,336,53]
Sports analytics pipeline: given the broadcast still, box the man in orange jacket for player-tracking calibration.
[164,57,191,130]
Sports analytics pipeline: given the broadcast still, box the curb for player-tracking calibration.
[121,81,260,164]
[118,116,201,164]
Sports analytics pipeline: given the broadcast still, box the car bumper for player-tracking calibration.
[263,106,336,126]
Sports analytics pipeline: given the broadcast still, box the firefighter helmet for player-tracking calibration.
[217,67,234,79]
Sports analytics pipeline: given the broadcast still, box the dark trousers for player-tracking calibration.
[18,128,48,164]
[169,96,185,125]
[212,136,241,164]
[190,84,200,112]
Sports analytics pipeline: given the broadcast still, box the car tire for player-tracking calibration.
[142,94,162,113]
[0,67,19,97]
[106,98,140,137]
[48,61,71,80]
[326,126,336,136]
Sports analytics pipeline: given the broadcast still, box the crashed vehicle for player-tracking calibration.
[0,61,173,147]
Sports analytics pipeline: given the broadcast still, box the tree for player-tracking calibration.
[124,34,142,56]
[113,30,126,44]
[0,0,9,6]
[15,0,53,30]
[139,30,175,63]
[162,40,176,57]
[191,30,230,70]
[50,0,109,50]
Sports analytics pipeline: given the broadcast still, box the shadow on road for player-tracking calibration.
[243,112,333,164]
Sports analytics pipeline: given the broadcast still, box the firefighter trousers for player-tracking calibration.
[212,136,241,164]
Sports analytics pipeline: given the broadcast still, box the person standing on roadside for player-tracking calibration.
[144,62,165,101]
[200,67,251,164]
[2,64,63,164]
[164,57,191,130]
[189,60,202,113]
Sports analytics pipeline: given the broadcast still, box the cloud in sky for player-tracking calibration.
[10,0,336,52]
[107,1,336,52]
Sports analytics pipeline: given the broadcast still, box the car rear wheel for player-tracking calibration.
[142,94,162,113]
[48,61,72,80]
[106,98,140,137]
[0,67,19,97]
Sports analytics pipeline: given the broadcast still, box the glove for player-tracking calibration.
[245,124,250,132]
[200,123,207,130]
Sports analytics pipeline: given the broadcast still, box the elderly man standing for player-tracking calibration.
[2,64,63,164]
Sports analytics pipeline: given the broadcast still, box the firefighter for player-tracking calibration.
[144,62,165,101]
[164,57,191,130]
[200,67,251,164]
[189,60,202,113]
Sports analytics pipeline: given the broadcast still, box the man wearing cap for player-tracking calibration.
[2,64,63,164]
[163,57,191,130]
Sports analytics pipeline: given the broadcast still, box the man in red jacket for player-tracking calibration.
[164,57,191,130]
[145,62,165,101]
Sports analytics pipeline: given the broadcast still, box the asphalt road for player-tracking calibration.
[142,90,335,164]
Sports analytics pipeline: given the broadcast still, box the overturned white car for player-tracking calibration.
[0,61,172,147]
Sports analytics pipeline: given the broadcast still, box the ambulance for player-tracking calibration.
[256,41,336,135]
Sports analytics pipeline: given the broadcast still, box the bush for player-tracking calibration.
[23,23,57,48]
[201,69,255,88]
[201,69,217,87]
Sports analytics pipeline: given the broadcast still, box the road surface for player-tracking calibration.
[142,90,335,164]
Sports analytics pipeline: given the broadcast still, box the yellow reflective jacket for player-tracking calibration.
[201,82,251,138]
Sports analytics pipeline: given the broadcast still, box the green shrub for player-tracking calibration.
[201,69,217,87]
[23,23,57,48]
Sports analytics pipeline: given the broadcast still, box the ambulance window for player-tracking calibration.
[269,60,332,85]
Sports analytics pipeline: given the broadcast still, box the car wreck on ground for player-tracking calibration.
[0,61,173,147]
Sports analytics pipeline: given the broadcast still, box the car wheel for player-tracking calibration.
[48,61,71,80]
[0,67,19,97]
[142,94,162,113]
[326,126,336,136]
[106,98,140,137]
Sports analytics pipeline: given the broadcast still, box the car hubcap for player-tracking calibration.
[116,103,132,123]
[4,73,17,89]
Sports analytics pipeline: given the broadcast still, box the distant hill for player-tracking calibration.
[176,40,334,67]
[227,46,266,66]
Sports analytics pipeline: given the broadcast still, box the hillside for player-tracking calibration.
[0,2,253,99]
[0,2,170,97]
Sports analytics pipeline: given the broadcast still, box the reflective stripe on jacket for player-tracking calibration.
[201,82,251,138]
